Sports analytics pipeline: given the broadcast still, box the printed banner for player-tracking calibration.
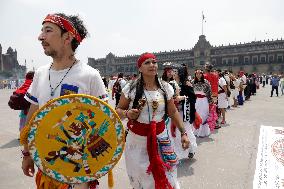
[253,125,284,189]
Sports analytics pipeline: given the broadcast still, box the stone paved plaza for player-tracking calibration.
[0,86,283,189]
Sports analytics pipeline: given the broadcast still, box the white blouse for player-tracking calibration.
[122,82,174,124]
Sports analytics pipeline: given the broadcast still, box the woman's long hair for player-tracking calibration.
[173,63,189,86]
[162,69,173,82]
[193,69,205,84]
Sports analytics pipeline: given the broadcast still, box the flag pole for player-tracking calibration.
[201,11,203,35]
[202,11,204,35]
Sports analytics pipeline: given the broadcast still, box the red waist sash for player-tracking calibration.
[196,94,206,98]
[127,120,173,189]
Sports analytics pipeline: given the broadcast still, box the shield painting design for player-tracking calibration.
[27,94,125,184]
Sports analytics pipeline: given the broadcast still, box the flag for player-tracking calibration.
[202,12,206,22]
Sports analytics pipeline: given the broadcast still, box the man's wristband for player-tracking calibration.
[21,150,30,157]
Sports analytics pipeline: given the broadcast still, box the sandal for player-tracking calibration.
[215,125,221,129]
[188,152,195,159]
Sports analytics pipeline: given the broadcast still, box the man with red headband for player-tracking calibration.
[21,13,108,189]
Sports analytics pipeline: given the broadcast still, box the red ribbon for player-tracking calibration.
[15,79,32,94]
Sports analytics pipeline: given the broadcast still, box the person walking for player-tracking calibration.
[116,52,190,189]
[112,72,126,107]
[280,74,284,95]
[270,74,280,97]
[21,13,108,189]
[192,69,213,137]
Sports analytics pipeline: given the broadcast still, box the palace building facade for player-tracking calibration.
[0,43,26,78]
[88,35,284,76]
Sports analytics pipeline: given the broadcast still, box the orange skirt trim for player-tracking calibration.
[35,170,69,189]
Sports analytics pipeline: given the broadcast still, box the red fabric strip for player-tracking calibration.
[127,120,173,189]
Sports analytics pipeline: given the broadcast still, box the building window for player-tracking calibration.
[228,59,232,65]
[244,57,249,64]
[200,51,205,56]
[212,59,216,65]
[222,59,227,65]
[277,55,283,62]
[269,55,274,63]
[234,58,238,64]
[260,56,266,63]
[252,56,258,64]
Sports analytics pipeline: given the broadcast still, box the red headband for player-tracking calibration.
[137,53,156,68]
[43,14,82,43]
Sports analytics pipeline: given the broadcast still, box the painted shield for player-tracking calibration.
[27,94,125,184]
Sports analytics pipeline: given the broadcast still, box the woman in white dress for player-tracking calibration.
[116,53,190,189]
[170,64,197,159]
[192,69,213,137]
[217,71,229,124]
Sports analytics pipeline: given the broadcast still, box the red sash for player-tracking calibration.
[196,94,206,98]
[127,120,173,189]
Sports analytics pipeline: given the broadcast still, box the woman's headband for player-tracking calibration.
[137,53,156,68]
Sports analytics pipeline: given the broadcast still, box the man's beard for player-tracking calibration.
[44,49,57,58]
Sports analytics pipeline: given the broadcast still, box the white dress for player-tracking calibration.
[122,82,180,189]
[167,81,197,159]
[172,111,197,158]
[218,77,228,109]
[194,91,210,137]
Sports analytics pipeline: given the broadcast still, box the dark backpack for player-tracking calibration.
[112,79,122,94]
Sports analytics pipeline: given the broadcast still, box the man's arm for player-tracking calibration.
[21,104,39,177]
[23,104,39,150]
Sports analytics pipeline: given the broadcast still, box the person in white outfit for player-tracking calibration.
[217,71,229,125]
[192,69,213,137]
[171,64,197,159]
[116,53,190,189]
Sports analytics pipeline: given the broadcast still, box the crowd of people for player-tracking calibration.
[4,12,284,189]
[0,79,24,89]
[102,59,284,188]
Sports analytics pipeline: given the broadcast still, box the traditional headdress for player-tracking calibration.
[137,53,156,68]
[195,69,204,74]
[43,14,83,43]
[162,62,174,71]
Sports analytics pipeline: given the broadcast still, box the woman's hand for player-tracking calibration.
[126,109,140,120]
[186,80,192,87]
[176,95,186,102]
[181,134,190,150]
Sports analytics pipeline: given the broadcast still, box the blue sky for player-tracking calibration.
[0,0,283,71]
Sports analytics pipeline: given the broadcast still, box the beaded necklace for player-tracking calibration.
[48,59,77,97]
